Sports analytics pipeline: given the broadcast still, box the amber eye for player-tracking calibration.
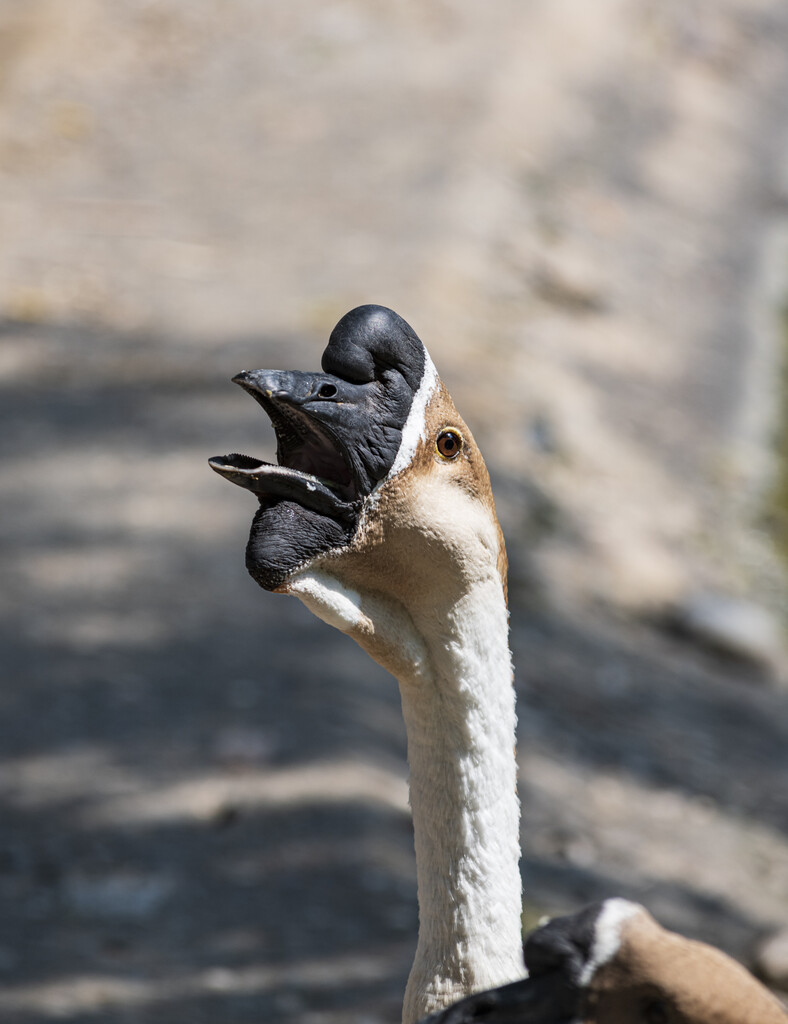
[436,429,463,460]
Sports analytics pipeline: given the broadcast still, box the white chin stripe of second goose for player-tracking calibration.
[419,900,788,1024]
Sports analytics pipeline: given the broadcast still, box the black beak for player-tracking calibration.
[209,304,431,592]
[231,368,327,408]
[209,368,360,512]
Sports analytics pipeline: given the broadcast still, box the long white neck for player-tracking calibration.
[290,566,524,1024]
[399,572,523,1023]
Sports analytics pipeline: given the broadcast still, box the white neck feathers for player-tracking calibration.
[399,570,523,1022]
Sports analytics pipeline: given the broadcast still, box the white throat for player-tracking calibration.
[289,563,524,1023]
[399,571,523,1022]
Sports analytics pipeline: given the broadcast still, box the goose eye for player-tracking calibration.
[436,429,463,460]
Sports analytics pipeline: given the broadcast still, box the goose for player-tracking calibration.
[423,898,788,1023]
[211,304,520,1020]
[209,304,786,1024]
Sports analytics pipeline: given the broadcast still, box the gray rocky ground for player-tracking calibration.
[1,2,787,1021]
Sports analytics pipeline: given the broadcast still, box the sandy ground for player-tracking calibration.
[1,2,788,1021]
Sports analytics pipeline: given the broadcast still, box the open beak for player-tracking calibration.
[209,368,360,520]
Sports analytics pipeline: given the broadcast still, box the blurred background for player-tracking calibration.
[1,1,788,1021]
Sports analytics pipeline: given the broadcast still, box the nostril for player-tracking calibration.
[318,383,337,399]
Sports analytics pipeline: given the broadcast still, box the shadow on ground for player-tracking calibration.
[1,321,786,1022]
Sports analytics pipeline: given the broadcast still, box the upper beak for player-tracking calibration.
[231,368,316,409]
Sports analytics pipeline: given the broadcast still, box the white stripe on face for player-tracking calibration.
[387,351,439,480]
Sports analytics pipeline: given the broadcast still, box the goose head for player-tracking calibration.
[210,304,506,668]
